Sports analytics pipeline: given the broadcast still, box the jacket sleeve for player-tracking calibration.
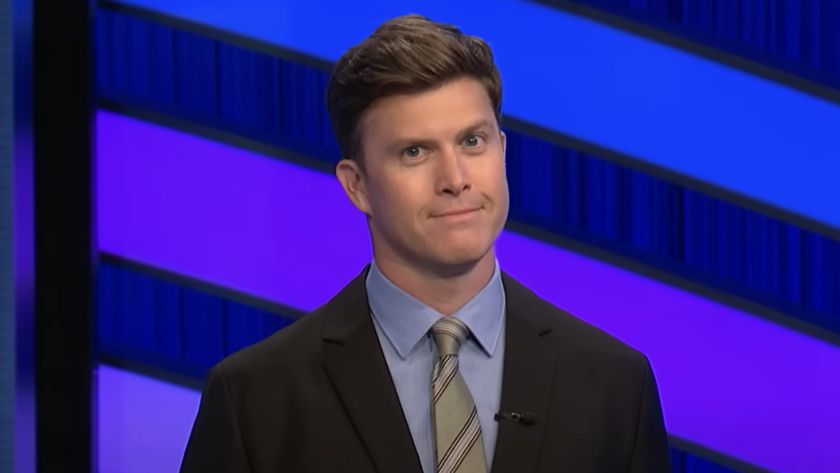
[627,357,671,473]
[180,363,252,473]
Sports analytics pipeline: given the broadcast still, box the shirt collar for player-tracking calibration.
[366,260,505,360]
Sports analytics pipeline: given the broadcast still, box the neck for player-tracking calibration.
[373,250,497,316]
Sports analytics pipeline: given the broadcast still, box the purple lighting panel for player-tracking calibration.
[97,112,371,310]
[98,364,199,473]
[97,110,840,472]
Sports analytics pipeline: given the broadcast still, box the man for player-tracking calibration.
[181,14,670,473]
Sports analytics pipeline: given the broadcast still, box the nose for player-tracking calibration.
[435,148,470,196]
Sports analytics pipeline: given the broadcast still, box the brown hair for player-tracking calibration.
[326,14,502,165]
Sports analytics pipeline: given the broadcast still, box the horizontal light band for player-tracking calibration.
[98,110,840,471]
[109,0,840,233]
[98,364,199,472]
[97,113,371,310]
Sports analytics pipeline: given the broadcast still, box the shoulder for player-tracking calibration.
[209,268,370,385]
[211,302,329,386]
[502,273,650,371]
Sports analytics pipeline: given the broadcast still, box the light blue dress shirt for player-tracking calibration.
[366,260,506,473]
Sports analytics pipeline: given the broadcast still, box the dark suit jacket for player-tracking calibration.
[181,270,670,473]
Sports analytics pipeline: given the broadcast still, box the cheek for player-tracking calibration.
[477,159,508,198]
[498,172,510,201]
[368,180,421,224]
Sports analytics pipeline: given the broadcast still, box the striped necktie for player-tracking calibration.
[431,317,487,473]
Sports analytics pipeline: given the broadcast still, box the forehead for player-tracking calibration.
[360,77,497,143]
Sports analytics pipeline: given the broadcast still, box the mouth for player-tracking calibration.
[431,207,481,218]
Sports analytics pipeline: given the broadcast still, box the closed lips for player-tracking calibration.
[432,208,481,217]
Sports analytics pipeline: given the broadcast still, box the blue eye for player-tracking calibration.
[402,146,422,158]
[463,135,485,148]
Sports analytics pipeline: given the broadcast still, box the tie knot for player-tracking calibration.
[432,317,470,357]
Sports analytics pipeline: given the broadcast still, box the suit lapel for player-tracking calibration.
[490,274,556,473]
[321,268,423,473]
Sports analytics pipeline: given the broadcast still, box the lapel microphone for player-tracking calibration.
[494,410,537,425]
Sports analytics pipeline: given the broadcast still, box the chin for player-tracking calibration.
[427,242,493,272]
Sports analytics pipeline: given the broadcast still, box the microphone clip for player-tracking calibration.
[494,410,537,425]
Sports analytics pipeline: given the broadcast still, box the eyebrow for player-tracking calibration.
[455,120,495,141]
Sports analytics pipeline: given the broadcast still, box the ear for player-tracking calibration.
[335,158,372,215]
[499,129,507,160]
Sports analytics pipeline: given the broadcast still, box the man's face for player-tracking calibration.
[336,77,509,276]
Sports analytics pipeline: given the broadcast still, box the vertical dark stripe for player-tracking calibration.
[33,0,95,470]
